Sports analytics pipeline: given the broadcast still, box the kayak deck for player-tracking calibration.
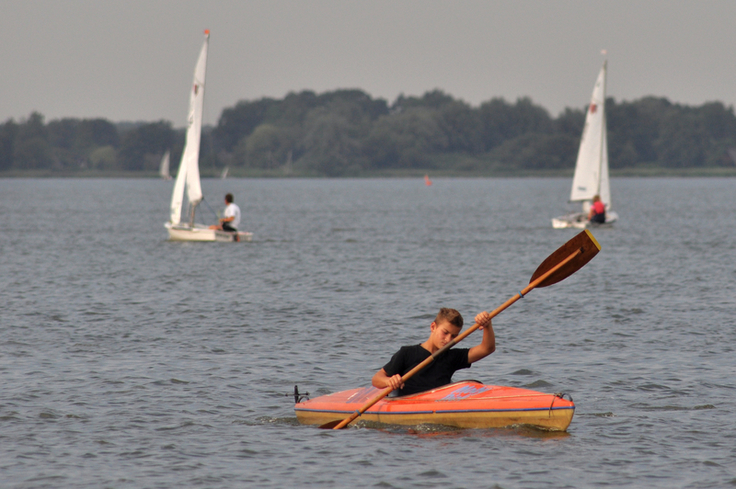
[295,380,575,431]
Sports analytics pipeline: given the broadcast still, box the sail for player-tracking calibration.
[169,150,187,225]
[183,31,208,207]
[169,30,209,225]
[159,150,171,179]
[569,61,608,204]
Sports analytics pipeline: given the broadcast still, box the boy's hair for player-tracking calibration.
[225,193,234,203]
[435,308,463,329]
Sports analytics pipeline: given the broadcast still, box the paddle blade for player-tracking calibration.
[530,230,601,288]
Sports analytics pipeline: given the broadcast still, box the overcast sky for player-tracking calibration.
[2,0,736,127]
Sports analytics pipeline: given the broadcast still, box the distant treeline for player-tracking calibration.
[2,89,736,176]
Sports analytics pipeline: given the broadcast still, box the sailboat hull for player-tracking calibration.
[552,211,618,229]
[165,223,252,242]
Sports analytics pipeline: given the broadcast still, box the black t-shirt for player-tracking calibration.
[382,344,471,396]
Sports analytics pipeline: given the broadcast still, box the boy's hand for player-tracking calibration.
[475,311,492,329]
[386,374,404,390]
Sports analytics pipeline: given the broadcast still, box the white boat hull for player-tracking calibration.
[165,222,252,242]
[552,210,618,229]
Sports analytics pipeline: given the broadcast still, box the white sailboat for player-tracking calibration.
[159,150,171,180]
[164,30,251,242]
[221,166,229,179]
[552,60,618,229]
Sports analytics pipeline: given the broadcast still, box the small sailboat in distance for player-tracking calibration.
[424,174,432,186]
[164,30,251,242]
[552,57,618,229]
[221,166,229,179]
[159,150,171,180]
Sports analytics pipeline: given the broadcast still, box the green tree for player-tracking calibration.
[317,89,388,121]
[698,101,736,140]
[46,118,119,169]
[118,121,174,171]
[76,119,119,149]
[89,146,118,170]
[436,101,483,153]
[364,107,448,169]
[298,101,371,175]
[14,112,53,169]
[655,109,708,168]
[607,97,667,167]
[478,97,552,151]
[234,124,292,169]
[553,107,584,138]
[697,102,736,166]
[14,137,54,169]
[0,119,18,170]
[47,118,79,149]
[487,133,578,170]
[214,98,278,151]
[392,89,457,111]
[266,90,321,128]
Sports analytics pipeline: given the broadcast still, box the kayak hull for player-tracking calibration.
[295,381,575,431]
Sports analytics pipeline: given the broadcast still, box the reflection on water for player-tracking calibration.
[365,422,571,441]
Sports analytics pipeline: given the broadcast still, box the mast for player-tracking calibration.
[598,59,611,210]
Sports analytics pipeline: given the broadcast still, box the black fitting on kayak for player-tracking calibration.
[554,392,573,402]
[291,385,309,404]
[548,392,573,417]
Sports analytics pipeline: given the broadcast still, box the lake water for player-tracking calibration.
[1,177,734,488]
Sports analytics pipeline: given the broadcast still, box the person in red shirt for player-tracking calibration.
[588,194,606,224]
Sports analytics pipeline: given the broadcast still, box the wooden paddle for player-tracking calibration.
[320,229,601,430]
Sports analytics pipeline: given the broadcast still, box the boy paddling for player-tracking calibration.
[372,308,495,396]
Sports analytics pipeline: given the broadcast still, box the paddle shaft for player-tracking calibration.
[330,246,583,429]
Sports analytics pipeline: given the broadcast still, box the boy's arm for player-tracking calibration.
[468,311,495,364]
[372,368,405,390]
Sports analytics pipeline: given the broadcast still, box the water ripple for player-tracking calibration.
[1,177,735,488]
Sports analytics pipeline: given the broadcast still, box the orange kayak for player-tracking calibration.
[295,380,575,431]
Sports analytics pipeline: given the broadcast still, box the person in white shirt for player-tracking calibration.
[210,193,241,232]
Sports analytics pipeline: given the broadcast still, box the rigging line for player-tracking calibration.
[201,197,219,221]
[204,124,219,174]
[202,97,219,175]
